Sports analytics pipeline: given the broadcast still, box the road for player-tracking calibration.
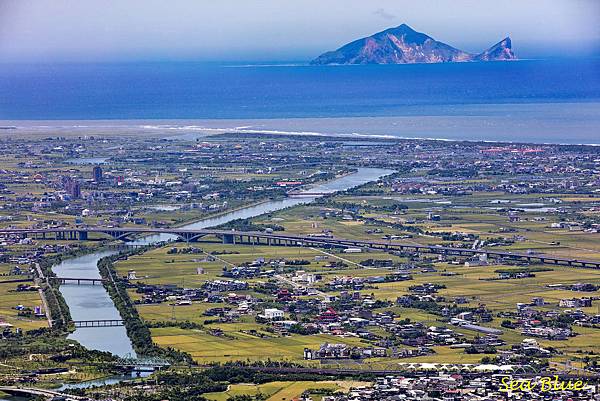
[0,386,88,400]
[3,227,600,268]
[33,262,53,328]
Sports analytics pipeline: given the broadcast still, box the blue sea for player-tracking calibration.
[0,59,598,144]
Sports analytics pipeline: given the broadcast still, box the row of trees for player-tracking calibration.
[97,251,194,364]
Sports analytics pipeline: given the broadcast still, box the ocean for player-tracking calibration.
[0,59,598,144]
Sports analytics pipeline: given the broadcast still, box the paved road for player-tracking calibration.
[2,227,600,268]
[33,262,53,328]
[0,386,88,400]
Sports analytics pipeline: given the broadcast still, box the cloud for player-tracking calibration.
[373,8,396,20]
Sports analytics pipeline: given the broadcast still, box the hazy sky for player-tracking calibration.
[1,0,599,62]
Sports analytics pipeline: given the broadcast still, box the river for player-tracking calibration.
[51,167,393,357]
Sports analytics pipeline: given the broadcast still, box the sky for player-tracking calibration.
[0,0,599,62]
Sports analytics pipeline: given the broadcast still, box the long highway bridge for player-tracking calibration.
[0,386,88,400]
[1,227,600,268]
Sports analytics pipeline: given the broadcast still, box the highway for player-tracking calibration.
[1,226,599,268]
[0,386,88,400]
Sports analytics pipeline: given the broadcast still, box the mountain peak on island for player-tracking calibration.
[311,25,517,65]
[474,36,515,61]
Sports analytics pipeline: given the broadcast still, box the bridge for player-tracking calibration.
[0,386,89,400]
[1,227,600,268]
[73,319,124,328]
[287,192,332,196]
[66,356,172,371]
[117,355,172,371]
[51,277,106,285]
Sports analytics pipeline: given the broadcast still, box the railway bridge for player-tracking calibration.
[1,227,600,268]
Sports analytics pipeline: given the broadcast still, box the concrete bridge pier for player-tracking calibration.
[222,233,235,244]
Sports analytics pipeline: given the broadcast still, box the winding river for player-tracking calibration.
[52,167,393,357]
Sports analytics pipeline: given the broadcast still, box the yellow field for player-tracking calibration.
[204,380,369,401]
[0,282,48,331]
[108,188,600,365]
[152,327,366,363]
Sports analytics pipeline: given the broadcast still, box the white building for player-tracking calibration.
[262,308,284,320]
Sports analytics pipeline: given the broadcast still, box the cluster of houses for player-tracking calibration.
[202,279,249,293]
[408,282,445,294]
[521,325,572,340]
[303,342,387,360]
[133,283,204,304]
[88,220,600,370]
[559,297,593,308]
[550,282,599,292]
[316,373,598,401]
[327,273,412,291]
[497,271,535,280]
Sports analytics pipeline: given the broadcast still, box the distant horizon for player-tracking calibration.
[1,0,598,63]
[1,55,600,66]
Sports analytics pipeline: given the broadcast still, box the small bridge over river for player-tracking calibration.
[287,192,332,196]
[73,319,124,328]
[1,227,600,268]
[51,277,106,285]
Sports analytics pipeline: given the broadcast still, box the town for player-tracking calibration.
[1,130,600,400]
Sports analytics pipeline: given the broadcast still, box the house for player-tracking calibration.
[570,283,598,292]
[427,212,441,221]
[559,298,592,308]
[262,308,284,320]
[521,326,571,340]
[273,320,298,330]
[277,289,293,302]
[531,297,544,306]
[456,312,473,321]
[318,307,339,322]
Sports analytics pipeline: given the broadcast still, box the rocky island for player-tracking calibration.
[311,23,516,65]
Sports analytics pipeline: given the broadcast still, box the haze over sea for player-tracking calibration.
[0,59,599,144]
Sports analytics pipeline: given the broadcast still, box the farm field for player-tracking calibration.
[0,281,47,331]
[115,211,600,364]
[151,326,366,363]
[204,380,369,401]
[14,149,600,369]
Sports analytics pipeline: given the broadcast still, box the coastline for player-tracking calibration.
[2,102,600,146]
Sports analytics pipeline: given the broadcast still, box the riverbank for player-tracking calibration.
[49,168,392,360]
[97,248,193,363]
[124,169,357,242]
